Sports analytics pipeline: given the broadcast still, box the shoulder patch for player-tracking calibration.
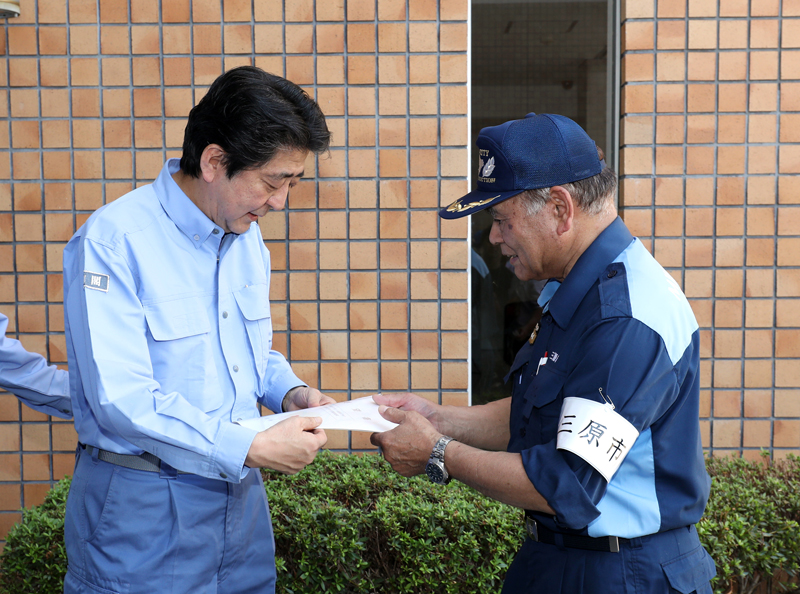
[83,271,109,292]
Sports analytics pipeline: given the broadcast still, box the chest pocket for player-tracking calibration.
[143,297,221,412]
[144,298,209,340]
[233,284,272,378]
[520,366,567,444]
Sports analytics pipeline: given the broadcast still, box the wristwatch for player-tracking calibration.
[425,436,456,485]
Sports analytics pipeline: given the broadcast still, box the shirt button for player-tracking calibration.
[607,269,617,278]
[237,418,242,422]
[212,228,219,235]
[233,365,239,372]
[519,427,526,437]
[222,311,228,319]
[219,472,228,479]
[193,234,200,241]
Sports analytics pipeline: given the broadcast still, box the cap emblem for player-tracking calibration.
[481,156,495,178]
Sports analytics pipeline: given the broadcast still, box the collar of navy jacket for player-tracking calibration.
[546,217,634,330]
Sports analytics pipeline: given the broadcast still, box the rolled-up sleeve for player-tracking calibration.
[521,317,679,531]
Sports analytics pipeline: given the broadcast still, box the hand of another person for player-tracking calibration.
[245,415,327,474]
[284,386,336,411]
[370,406,441,477]
[373,392,444,432]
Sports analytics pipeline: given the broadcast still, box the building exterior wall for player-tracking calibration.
[2,0,798,548]
[0,0,470,542]
[620,0,800,461]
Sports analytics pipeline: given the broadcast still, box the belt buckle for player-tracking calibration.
[525,516,539,541]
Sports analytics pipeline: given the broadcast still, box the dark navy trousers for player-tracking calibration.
[502,524,715,594]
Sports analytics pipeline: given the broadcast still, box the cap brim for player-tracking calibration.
[438,188,524,219]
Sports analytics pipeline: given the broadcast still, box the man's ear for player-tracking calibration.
[199,144,226,183]
[549,186,575,236]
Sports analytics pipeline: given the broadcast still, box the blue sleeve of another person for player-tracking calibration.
[0,311,72,419]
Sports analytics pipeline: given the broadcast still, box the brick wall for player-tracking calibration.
[6,0,796,547]
[620,0,800,461]
[0,0,470,542]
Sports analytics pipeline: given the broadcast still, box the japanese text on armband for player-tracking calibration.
[556,397,640,482]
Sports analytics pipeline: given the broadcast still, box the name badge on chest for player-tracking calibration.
[556,394,639,481]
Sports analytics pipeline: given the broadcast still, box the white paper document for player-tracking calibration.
[236,395,399,433]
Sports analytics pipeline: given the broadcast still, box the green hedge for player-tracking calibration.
[1,452,798,594]
[0,473,69,594]
[698,454,800,594]
[265,451,521,593]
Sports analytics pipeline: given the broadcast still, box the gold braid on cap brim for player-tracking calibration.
[445,196,499,213]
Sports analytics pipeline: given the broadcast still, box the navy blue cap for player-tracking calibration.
[439,113,605,219]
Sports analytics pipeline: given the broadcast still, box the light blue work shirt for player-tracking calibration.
[63,159,304,482]
[0,311,72,418]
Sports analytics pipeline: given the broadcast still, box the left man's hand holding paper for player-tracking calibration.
[245,387,334,474]
[284,386,337,411]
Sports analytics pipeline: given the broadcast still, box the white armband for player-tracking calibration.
[556,397,640,482]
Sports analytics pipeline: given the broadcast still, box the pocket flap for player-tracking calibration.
[233,284,270,321]
[506,341,535,379]
[144,298,209,341]
[522,366,566,418]
[662,545,716,594]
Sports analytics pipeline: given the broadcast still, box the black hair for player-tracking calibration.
[180,66,331,178]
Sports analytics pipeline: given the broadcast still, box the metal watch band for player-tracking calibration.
[431,436,455,462]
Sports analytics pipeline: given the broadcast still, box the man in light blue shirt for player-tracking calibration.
[62,67,333,594]
[0,311,71,418]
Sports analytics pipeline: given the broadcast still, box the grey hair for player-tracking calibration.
[518,147,618,217]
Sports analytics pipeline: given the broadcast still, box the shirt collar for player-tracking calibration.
[537,279,561,313]
[153,159,222,249]
[547,217,634,328]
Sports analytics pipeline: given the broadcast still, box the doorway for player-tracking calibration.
[470,0,618,404]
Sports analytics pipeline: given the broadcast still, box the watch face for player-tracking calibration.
[426,461,446,484]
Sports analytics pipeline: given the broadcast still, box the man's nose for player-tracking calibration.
[488,220,502,245]
[267,185,290,211]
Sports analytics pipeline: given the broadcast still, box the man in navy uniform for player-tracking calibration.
[62,67,333,594]
[372,113,716,593]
